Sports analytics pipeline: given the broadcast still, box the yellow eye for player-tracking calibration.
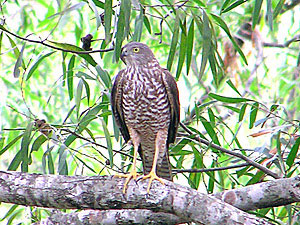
[132,47,140,53]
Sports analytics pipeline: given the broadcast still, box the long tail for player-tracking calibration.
[138,146,173,181]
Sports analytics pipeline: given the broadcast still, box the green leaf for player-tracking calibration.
[88,0,101,29]
[47,40,97,66]
[31,135,47,152]
[20,122,34,172]
[0,134,23,155]
[221,0,247,14]
[1,205,18,221]
[249,102,259,129]
[67,55,75,100]
[167,14,180,71]
[0,31,3,55]
[81,77,91,105]
[114,0,125,62]
[96,65,111,89]
[226,79,242,96]
[13,42,26,78]
[200,116,220,145]
[198,11,211,79]
[176,19,187,79]
[220,0,233,13]
[266,0,273,30]
[286,137,300,167]
[58,145,68,175]
[209,93,252,103]
[186,19,194,75]
[239,103,248,122]
[273,0,285,19]
[143,16,152,34]
[123,0,131,38]
[207,108,215,126]
[210,13,247,65]
[104,0,112,43]
[26,52,55,81]
[132,5,144,42]
[8,149,23,171]
[252,0,263,29]
[75,79,83,118]
[101,119,113,167]
[6,35,25,69]
[62,52,67,86]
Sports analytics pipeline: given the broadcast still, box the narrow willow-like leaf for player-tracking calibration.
[74,154,97,173]
[0,134,23,155]
[208,52,218,85]
[47,40,97,66]
[252,0,263,29]
[1,204,18,220]
[96,65,111,89]
[247,170,264,185]
[220,0,233,13]
[209,93,252,103]
[176,19,187,79]
[221,0,247,14]
[207,108,215,126]
[48,2,86,19]
[62,52,67,86]
[104,0,112,43]
[21,122,34,172]
[143,16,152,34]
[58,145,68,175]
[186,19,194,75]
[226,79,242,96]
[114,1,125,62]
[132,5,144,42]
[8,149,23,171]
[0,31,3,55]
[75,79,83,118]
[273,0,284,19]
[31,135,47,152]
[208,162,215,193]
[81,77,90,105]
[42,146,54,174]
[88,0,101,29]
[210,14,247,65]
[266,0,273,30]
[167,14,179,71]
[6,34,24,68]
[286,137,300,167]
[199,11,211,79]
[13,42,26,78]
[101,119,113,167]
[26,52,55,81]
[239,103,248,122]
[67,55,75,100]
[123,0,131,38]
[249,102,259,129]
[200,116,220,145]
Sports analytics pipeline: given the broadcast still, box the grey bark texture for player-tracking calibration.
[1,171,297,224]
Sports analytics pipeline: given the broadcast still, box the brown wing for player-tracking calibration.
[111,70,130,142]
[162,69,180,146]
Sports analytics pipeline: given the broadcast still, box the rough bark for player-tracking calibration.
[0,171,284,224]
[35,209,186,225]
[213,176,300,211]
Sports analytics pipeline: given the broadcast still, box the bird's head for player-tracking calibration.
[120,42,158,66]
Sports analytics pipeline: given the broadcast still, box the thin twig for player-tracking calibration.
[173,162,250,174]
[180,122,281,179]
[0,26,114,54]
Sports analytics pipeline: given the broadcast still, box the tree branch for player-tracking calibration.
[180,122,281,179]
[35,209,186,225]
[0,171,273,225]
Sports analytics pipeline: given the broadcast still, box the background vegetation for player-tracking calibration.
[0,0,299,223]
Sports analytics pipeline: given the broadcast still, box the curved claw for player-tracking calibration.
[142,170,165,193]
[114,170,139,193]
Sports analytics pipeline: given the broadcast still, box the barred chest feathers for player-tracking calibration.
[122,66,171,130]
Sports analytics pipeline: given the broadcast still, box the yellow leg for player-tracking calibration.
[114,128,140,193]
[142,129,166,193]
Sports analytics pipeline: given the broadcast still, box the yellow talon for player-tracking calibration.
[142,170,165,193]
[114,170,139,193]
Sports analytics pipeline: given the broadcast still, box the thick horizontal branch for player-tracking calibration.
[36,209,186,225]
[214,176,300,211]
[0,171,272,225]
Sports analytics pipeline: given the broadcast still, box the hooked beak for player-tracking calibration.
[120,48,128,64]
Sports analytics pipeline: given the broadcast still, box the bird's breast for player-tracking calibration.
[122,70,170,132]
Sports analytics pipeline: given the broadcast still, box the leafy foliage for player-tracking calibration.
[0,0,300,223]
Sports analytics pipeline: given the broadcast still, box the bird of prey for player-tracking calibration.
[111,42,180,193]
